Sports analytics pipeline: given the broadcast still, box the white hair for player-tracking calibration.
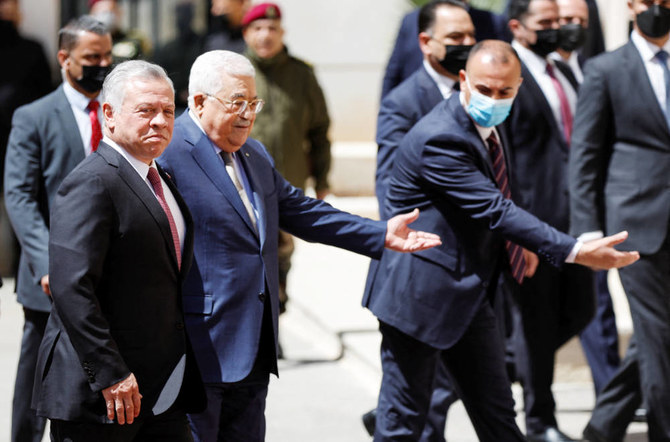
[101,60,174,117]
[187,50,256,109]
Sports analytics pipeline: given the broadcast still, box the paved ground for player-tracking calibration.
[0,196,649,441]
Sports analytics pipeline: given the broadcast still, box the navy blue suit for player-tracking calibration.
[500,60,595,435]
[365,93,577,441]
[371,66,457,441]
[158,113,387,441]
[380,7,509,98]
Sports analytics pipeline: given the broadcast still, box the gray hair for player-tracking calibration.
[101,60,174,117]
[187,50,256,109]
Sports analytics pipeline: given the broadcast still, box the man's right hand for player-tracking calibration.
[102,373,142,425]
[575,231,640,270]
[40,275,51,296]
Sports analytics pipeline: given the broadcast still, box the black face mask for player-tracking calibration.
[558,23,587,52]
[74,65,112,93]
[529,28,560,57]
[439,44,474,75]
[637,4,670,39]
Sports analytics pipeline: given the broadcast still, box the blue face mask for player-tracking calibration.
[465,77,515,127]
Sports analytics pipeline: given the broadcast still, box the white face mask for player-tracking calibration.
[464,76,515,127]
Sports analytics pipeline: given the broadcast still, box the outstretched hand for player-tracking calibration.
[575,231,640,270]
[385,209,442,252]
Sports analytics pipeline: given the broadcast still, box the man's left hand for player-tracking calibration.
[385,209,441,252]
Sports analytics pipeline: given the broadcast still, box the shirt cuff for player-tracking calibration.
[565,240,583,263]
[577,230,604,242]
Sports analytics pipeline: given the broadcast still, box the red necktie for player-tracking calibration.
[87,100,102,152]
[147,167,181,269]
[545,63,573,146]
[487,133,527,284]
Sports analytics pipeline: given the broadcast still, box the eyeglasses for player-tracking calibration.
[207,95,265,115]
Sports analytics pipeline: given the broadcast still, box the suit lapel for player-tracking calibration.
[519,62,569,151]
[235,145,266,246]
[450,96,497,178]
[97,143,182,271]
[54,86,87,163]
[182,117,259,238]
[625,41,670,136]
[417,67,444,112]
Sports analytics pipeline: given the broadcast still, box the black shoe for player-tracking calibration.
[632,407,647,423]
[527,426,575,442]
[582,424,608,442]
[362,409,376,436]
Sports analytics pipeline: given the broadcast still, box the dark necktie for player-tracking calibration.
[87,100,102,152]
[545,63,573,146]
[656,50,670,128]
[147,167,181,269]
[487,133,526,284]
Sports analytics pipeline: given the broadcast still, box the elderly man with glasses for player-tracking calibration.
[157,49,442,442]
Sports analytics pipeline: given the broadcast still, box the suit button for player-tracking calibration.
[258,293,266,302]
[88,376,95,383]
[482,281,489,288]
[175,321,184,330]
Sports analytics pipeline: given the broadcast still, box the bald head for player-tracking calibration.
[459,40,522,126]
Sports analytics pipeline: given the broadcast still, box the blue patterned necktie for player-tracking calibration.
[655,50,670,128]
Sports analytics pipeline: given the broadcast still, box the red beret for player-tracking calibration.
[242,3,282,27]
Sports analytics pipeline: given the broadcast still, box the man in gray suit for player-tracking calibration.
[3,15,111,442]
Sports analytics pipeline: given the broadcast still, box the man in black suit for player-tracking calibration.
[504,1,595,440]
[364,2,476,438]
[366,39,638,442]
[4,16,111,442]
[31,60,206,442]
[571,1,670,440]
[380,0,509,98]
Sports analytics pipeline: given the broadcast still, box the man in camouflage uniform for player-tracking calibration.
[242,2,331,318]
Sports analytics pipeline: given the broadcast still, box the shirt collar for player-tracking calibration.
[422,59,457,99]
[102,135,153,179]
[631,29,670,61]
[62,80,99,110]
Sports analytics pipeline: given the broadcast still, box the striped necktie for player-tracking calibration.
[487,132,526,284]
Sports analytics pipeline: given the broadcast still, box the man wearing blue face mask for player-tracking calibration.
[362,1,476,438]
[364,39,640,442]
[502,1,595,440]
[572,0,670,440]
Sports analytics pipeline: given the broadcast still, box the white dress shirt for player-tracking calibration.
[62,81,103,156]
[423,59,458,99]
[631,29,670,115]
[513,40,578,130]
[103,135,186,252]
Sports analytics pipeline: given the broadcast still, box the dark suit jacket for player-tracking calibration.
[570,41,670,254]
[376,65,443,217]
[157,113,387,383]
[501,61,574,233]
[365,94,576,349]
[380,7,509,98]
[32,143,206,422]
[4,85,86,312]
